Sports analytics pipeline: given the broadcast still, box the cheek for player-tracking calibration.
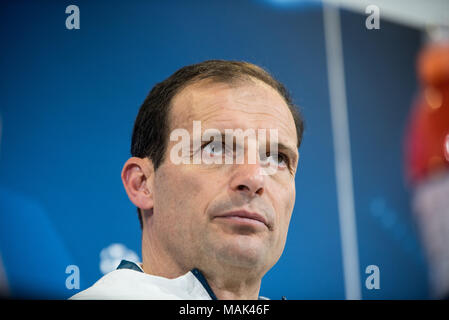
[151,167,199,251]
[156,166,196,199]
[153,164,212,231]
[285,185,296,220]
[275,184,295,240]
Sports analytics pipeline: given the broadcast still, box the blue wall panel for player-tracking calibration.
[0,0,427,299]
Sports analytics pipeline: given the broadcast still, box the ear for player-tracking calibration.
[121,157,154,211]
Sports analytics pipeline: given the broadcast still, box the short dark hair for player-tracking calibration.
[130,60,305,229]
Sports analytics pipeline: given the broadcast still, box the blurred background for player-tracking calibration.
[0,0,448,299]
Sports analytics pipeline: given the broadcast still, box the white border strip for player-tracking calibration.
[323,4,362,300]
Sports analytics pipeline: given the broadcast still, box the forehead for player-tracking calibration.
[169,79,298,145]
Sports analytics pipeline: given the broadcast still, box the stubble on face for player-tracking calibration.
[148,79,298,277]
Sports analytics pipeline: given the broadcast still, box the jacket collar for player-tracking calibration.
[116,260,217,300]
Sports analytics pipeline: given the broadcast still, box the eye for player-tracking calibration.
[261,152,288,169]
[202,141,225,156]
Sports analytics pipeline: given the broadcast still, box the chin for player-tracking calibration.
[216,235,270,268]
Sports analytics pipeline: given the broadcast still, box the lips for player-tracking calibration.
[214,210,270,229]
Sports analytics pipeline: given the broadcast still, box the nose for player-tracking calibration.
[230,162,265,197]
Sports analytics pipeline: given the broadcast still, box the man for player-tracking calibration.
[71,60,304,300]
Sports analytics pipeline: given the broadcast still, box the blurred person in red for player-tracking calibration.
[405,28,449,299]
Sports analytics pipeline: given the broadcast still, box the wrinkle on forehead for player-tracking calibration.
[169,79,298,148]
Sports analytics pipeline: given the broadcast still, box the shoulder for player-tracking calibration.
[69,268,210,300]
[69,269,161,300]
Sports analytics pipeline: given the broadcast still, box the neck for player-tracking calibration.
[141,226,264,300]
[141,226,188,278]
[201,267,262,300]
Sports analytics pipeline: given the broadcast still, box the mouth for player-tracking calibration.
[213,210,270,230]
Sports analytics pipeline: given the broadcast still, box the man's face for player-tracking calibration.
[150,79,299,274]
